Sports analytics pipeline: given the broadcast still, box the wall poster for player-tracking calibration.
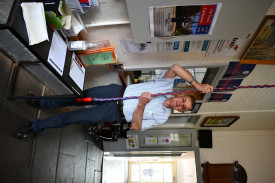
[240,15,275,65]
[149,4,222,38]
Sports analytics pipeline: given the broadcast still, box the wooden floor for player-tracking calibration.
[0,51,112,183]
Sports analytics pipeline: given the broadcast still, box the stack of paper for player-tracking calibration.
[69,53,86,90]
[21,2,49,45]
[47,31,67,76]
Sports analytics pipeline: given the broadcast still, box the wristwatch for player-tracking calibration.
[189,78,196,85]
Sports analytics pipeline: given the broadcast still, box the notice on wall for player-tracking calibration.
[158,137,171,145]
[208,93,232,102]
[158,41,183,52]
[222,61,256,79]
[126,135,139,149]
[149,4,222,38]
[206,38,247,57]
[144,137,158,145]
[183,40,210,52]
[216,79,243,92]
[120,38,156,53]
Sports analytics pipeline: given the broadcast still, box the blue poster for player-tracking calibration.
[216,79,243,92]
[222,62,256,79]
[208,93,232,102]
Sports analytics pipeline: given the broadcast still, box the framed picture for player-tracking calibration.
[200,116,240,127]
[240,15,275,65]
[172,103,201,114]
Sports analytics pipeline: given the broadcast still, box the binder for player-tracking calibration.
[78,47,117,67]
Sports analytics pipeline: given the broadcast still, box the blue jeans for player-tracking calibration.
[32,84,123,133]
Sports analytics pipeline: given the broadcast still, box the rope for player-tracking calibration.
[76,85,275,102]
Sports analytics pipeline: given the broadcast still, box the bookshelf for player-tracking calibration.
[0,0,84,96]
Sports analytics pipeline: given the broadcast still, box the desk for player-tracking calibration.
[0,0,84,97]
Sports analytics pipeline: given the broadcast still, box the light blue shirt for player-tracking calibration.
[123,73,174,130]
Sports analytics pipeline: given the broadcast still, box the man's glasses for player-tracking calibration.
[180,96,186,111]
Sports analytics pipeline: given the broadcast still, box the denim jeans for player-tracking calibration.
[32,84,123,132]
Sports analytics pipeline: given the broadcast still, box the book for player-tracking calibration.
[47,31,67,75]
[69,53,86,90]
[21,2,49,45]
[79,47,117,67]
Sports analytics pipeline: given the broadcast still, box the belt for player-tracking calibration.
[117,100,123,112]
[117,100,126,120]
[117,89,125,119]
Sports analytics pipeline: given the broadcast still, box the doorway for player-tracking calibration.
[102,151,197,183]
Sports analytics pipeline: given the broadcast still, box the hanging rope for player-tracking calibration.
[76,85,275,102]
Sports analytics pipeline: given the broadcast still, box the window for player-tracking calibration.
[129,160,176,183]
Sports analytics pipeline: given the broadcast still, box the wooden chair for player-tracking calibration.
[201,161,247,183]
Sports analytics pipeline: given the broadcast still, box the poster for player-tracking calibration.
[120,38,156,53]
[241,16,275,64]
[158,137,171,145]
[126,135,139,149]
[158,41,183,52]
[222,62,256,79]
[206,38,247,57]
[183,40,210,52]
[144,137,158,145]
[216,79,243,92]
[149,4,222,38]
[208,93,232,102]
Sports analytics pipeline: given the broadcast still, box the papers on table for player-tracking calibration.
[21,2,49,45]
[47,31,67,75]
[69,53,86,90]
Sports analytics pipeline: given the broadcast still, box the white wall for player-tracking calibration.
[176,151,197,183]
[266,0,275,15]
[102,157,128,183]
[200,130,275,183]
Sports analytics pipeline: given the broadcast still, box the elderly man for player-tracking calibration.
[16,64,213,139]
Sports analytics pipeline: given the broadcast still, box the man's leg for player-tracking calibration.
[40,84,122,108]
[17,101,122,138]
[33,101,121,132]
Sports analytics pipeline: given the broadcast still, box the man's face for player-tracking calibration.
[170,96,193,111]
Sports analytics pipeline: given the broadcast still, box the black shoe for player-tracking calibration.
[26,94,41,108]
[16,122,34,140]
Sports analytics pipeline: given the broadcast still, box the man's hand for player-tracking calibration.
[139,92,153,106]
[130,92,153,131]
[194,83,214,93]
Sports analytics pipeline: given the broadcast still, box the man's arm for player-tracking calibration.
[130,92,152,130]
[163,64,213,93]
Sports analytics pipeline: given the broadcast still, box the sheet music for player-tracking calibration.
[47,31,67,75]
[21,2,49,45]
[69,53,85,90]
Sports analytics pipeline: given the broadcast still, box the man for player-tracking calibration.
[16,64,213,139]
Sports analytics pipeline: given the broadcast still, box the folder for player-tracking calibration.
[78,47,117,67]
